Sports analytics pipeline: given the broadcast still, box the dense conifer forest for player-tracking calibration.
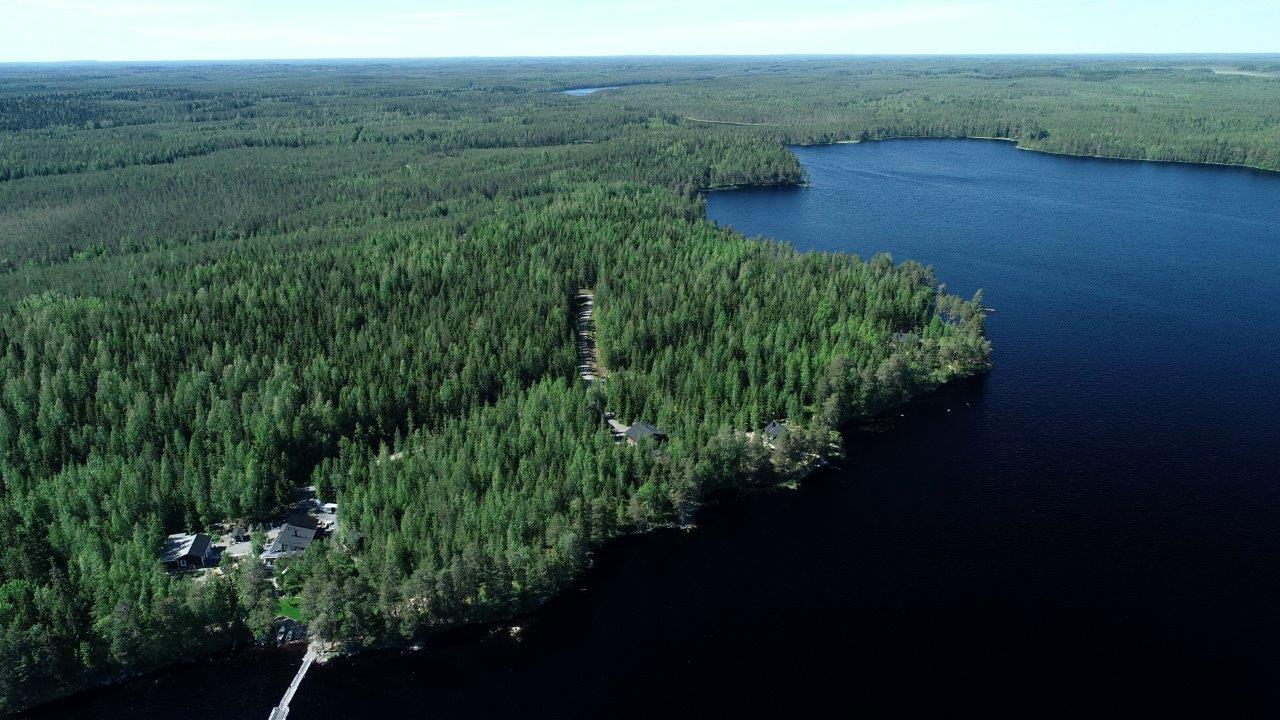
[1,55,1276,713]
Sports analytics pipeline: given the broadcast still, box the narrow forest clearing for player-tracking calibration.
[574,288,604,386]
[684,116,781,127]
[573,289,659,445]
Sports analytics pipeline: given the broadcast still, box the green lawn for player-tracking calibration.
[277,596,304,622]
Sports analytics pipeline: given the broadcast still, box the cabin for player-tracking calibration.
[625,421,666,445]
[161,532,214,571]
[764,420,788,442]
[261,523,317,564]
[607,418,630,440]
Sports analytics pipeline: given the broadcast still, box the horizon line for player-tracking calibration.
[3,51,1280,67]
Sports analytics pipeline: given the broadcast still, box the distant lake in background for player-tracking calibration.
[562,86,620,96]
[36,139,1280,718]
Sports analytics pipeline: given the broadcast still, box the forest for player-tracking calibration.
[1,55,1276,714]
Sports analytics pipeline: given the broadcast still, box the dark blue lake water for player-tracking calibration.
[35,139,1280,718]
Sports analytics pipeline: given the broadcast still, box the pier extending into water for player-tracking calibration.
[267,644,318,720]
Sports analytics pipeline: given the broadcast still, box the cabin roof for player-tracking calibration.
[626,421,665,441]
[263,523,317,558]
[764,419,788,439]
[160,532,211,563]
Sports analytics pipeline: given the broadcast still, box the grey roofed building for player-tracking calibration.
[161,532,214,571]
[625,421,666,443]
[262,523,317,562]
[764,419,788,441]
[607,418,630,439]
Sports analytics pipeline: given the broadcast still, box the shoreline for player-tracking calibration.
[16,420,848,715]
[28,366,971,716]
[280,368,986,667]
[788,134,1280,176]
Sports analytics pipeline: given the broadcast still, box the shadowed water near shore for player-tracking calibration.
[32,139,1280,718]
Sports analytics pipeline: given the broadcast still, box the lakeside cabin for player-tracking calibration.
[161,532,214,571]
[625,421,667,445]
[262,523,317,564]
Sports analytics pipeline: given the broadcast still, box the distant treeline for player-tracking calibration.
[3,57,1278,269]
[5,54,1274,712]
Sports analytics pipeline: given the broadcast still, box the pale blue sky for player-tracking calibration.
[2,0,1276,63]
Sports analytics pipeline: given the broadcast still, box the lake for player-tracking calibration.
[32,139,1280,717]
[562,85,621,96]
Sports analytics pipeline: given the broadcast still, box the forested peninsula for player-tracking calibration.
[2,56,1277,714]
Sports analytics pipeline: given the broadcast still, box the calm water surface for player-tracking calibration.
[36,139,1280,718]
[562,85,621,96]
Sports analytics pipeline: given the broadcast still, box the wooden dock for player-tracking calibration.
[267,644,318,720]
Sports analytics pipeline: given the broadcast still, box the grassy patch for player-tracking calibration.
[277,596,304,622]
